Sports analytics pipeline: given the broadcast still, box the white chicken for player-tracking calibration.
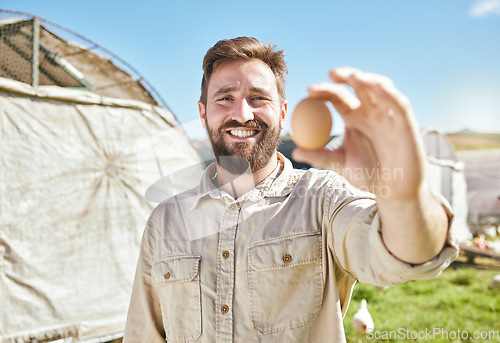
[352,299,374,337]
[485,240,500,254]
[488,274,500,290]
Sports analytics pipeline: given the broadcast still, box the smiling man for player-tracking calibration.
[123,37,459,343]
[200,57,285,197]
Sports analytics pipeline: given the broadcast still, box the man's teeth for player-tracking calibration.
[229,130,257,138]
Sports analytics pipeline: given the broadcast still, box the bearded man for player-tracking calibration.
[123,37,458,343]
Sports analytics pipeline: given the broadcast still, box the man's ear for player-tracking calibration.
[198,101,207,129]
[280,101,288,130]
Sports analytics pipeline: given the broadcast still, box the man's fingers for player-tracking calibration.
[373,81,412,114]
[292,147,345,172]
[330,67,394,89]
[307,82,360,116]
[330,67,398,106]
[330,66,412,121]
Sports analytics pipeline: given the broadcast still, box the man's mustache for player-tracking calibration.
[219,119,268,131]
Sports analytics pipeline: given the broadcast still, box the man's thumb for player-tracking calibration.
[291,147,344,171]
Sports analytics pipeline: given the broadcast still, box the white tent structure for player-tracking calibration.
[455,149,500,225]
[421,127,471,242]
[0,11,204,343]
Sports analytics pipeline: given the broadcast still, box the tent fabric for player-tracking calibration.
[0,78,204,342]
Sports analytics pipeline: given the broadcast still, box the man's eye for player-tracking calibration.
[218,97,231,101]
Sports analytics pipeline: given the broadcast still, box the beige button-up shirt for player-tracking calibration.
[123,153,458,343]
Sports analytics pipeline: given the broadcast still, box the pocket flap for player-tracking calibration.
[249,232,321,271]
[152,255,201,286]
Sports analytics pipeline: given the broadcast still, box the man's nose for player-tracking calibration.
[230,98,254,123]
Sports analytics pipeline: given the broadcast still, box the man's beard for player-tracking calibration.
[206,118,281,175]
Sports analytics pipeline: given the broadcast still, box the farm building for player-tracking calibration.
[0,11,203,342]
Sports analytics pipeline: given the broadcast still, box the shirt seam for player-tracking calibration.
[326,184,376,280]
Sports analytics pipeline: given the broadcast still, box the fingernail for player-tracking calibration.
[308,83,330,95]
[334,67,349,78]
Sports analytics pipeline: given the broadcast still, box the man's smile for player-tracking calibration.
[226,128,261,139]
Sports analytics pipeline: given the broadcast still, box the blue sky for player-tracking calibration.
[4,0,500,138]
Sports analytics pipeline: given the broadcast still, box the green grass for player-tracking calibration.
[447,132,500,151]
[344,266,500,342]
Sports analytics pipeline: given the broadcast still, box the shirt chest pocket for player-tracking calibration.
[248,231,324,335]
[152,256,202,343]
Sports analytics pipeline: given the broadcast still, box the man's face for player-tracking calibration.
[198,59,287,174]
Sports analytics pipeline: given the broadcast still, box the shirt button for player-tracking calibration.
[229,204,237,211]
[221,305,229,314]
[283,254,292,264]
[164,272,171,280]
[222,251,230,259]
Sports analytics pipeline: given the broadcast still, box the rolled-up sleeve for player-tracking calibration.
[327,187,459,286]
[123,223,166,343]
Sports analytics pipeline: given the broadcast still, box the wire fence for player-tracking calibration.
[0,9,172,113]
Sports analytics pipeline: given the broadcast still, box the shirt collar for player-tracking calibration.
[193,152,298,208]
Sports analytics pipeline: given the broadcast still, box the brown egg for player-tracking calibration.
[291,98,332,150]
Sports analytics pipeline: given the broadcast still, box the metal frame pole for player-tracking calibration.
[32,16,40,87]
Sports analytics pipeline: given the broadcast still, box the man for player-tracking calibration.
[123,37,458,342]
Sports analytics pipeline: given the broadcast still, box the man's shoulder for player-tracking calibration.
[150,185,199,215]
[279,167,347,199]
[292,167,341,185]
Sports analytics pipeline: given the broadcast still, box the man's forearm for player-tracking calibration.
[377,183,449,264]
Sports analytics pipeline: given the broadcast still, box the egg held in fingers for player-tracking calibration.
[291,98,333,150]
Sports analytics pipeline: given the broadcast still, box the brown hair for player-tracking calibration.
[200,36,287,106]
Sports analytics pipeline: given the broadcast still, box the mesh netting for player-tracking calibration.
[0,9,170,110]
